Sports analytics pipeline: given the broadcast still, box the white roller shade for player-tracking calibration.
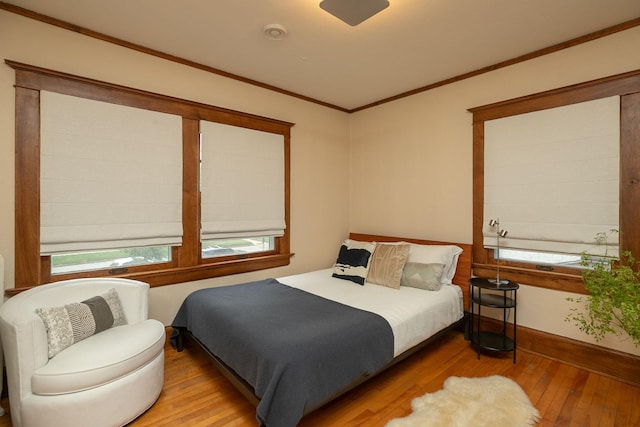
[200,121,285,240]
[484,96,620,258]
[40,91,183,255]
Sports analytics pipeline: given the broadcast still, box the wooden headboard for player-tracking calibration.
[349,233,472,312]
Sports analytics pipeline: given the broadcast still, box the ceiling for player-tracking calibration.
[4,0,640,111]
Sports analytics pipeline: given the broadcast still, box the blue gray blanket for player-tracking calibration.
[171,278,394,427]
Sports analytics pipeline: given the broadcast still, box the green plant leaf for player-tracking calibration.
[566,248,640,347]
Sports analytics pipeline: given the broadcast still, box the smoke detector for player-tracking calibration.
[263,24,288,40]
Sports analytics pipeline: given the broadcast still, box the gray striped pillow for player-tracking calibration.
[35,288,127,358]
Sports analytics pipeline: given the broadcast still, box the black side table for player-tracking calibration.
[469,277,518,363]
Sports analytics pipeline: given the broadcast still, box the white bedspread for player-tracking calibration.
[278,269,464,357]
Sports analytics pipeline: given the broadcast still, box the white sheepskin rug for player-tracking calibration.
[385,375,540,427]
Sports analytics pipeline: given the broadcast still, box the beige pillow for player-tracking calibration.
[401,262,445,291]
[367,243,411,289]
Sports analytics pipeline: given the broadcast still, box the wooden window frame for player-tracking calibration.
[469,69,640,294]
[10,60,293,291]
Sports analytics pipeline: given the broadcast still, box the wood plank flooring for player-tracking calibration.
[0,331,638,426]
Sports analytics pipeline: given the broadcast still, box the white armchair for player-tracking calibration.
[0,278,165,427]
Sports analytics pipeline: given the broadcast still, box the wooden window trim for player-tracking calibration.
[9,59,294,291]
[469,68,640,294]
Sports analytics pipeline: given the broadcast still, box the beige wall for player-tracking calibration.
[350,26,640,355]
[2,10,640,356]
[0,11,351,323]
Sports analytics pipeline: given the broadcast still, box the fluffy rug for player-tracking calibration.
[385,375,540,427]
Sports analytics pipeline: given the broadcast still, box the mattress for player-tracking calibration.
[278,268,464,357]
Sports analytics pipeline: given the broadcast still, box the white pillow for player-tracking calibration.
[406,244,463,284]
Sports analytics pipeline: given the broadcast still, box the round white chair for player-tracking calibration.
[0,278,165,427]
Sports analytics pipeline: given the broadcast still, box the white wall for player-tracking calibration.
[350,26,640,355]
[0,11,351,324]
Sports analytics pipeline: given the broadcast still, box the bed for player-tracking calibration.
[171,233,472,427]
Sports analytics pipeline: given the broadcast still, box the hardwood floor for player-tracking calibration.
[0,331,638,426]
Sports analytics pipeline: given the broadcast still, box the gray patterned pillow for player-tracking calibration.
[401,262,445,291]
[35,288,127,358]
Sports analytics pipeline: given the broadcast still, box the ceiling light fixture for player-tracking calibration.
[263,24,288,40]
[319,0,390,26]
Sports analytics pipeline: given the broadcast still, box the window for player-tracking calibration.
[497,249,610,270]
[499,249,583,268]
[10,60,293,289]
[483,96,620,268]
[470,69,640,293]
[198,120,285,262]
[199,120,285,247]
[51,246,172,275]
[202,237,273,259]
[39,91,183,275]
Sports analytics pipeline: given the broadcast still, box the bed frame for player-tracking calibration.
[179,233,473,418]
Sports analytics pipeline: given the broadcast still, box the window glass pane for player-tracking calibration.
[499,248,608,270]
[202,237,274,259]
[51,246,171,275]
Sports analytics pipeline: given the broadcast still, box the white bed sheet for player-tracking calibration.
[278,269,464,357]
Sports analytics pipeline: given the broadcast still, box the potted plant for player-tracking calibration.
[566,231,640,347]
